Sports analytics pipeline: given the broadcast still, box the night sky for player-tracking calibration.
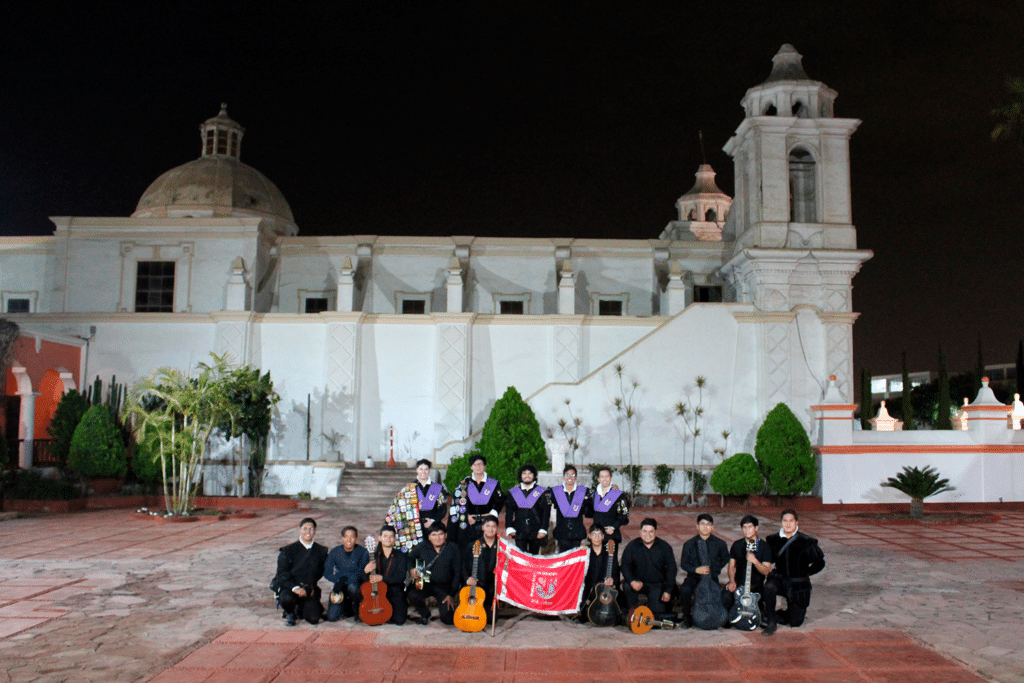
[2,2,1022,383]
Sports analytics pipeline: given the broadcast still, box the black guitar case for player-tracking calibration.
[691,538,728,630]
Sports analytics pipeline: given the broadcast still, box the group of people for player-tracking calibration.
[272,457,825,635]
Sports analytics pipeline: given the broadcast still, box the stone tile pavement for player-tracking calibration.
[1,505,1022,682]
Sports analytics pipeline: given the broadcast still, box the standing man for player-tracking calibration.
[724,515,776,635]
[323,526,370,622]
[677,513,730,628]
[552,465,591,552]
[462,515,500,624]
[450,454,504,550]
[274,517,329,626]
[589,466,629,546]
[505,463,551,554]
[765,509,825,630]
[385,458,449,553]
[620,518,677,620]
[366,524,409,625]
[408,523,462,625]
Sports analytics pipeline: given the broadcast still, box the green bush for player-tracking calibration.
[444,449,476,491]
[450,386,549,492]
[47,389,90,469]
[708,453,763,496]
[68,405,127,478]
[653,464,674,495]
[7,469,82,500]
[620,464,642,497]
[754,403,816,495]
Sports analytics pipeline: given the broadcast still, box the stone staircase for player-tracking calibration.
[330,465,416,514]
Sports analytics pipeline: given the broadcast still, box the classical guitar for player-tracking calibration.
[627,605,676,634]
[454,540,488,632]
[586,540,621,627]
[727,539,761,631]
[359,536,394,626]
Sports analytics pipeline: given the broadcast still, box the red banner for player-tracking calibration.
[494,537,589,615]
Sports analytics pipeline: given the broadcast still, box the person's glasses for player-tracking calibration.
[564,474,576,478]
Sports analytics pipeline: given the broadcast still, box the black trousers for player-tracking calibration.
[383,582,408,625]
[765,574,810,627]
[407,583,456,625]
[514,536,543,554]
[279,585,323,624]
[623,581,672,619]
[556,537,585,553]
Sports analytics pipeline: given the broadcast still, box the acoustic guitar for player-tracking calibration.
[359,536,394,626]
[627,605,676,634]
[454,540,488,632]
[586,540,620,627]
[727,539,761,631]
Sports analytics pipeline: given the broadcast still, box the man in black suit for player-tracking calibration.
[765,509,825,631]
[274,517,329,626]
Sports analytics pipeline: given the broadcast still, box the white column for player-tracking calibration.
[19,392,38,469]
[337,257,355,312]
[665,261,688,316]
[558,263,575,314]
[224,257,248,311]
[446,258,464,313]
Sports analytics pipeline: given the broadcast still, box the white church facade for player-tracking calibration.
[1,45,873,495]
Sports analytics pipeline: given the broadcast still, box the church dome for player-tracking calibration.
[133,105,297,235]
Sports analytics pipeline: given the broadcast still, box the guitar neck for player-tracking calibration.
[744,540,756,591]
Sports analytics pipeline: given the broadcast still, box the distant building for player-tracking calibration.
[871,364,1018,400]
[1,46,872,493]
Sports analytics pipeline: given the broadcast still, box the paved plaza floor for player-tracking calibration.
[1,504,1023,682]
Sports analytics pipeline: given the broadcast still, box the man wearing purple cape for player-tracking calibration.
[505,463,551,554]
[590,466,629,545]
[449,454,505,550]
[552,464,592,552]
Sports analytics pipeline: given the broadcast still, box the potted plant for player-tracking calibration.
[67,404,127,494]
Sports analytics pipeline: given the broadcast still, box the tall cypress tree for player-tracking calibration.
[859,366,873,430]
[1015,340,1024,399]
[973,336,985,399]
[936,346,952,429]
[901,351,915,430]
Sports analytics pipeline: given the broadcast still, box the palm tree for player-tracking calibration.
[992,76,1024,147]
[881,465,955,519]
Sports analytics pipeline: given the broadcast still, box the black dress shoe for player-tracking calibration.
[418,614,430,626]
[286,613,297,627]
[762,622,777,637]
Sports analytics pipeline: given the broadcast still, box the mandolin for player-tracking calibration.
[359,536,394,626]
[586,540,620,627]
[627,605,676,634]
[727,539,761,631]
[454,540,488,632]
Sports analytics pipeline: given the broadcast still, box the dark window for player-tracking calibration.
[789,148,816,222]
[204,130,215,155]
[704,208,717,221]
[694,286,722,303]
[499,300,524,315]
[5,299,29,313]
[763,103,777,116]
[216,130,229,155]
[402,299,426,314]
[304,297,329,313]
[598,300,623,316]
[135,261,175,312]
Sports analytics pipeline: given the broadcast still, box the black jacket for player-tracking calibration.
[275,540,329,593]
[680,534,730,581]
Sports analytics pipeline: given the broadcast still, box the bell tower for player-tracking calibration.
[720,45,872,415]
[724,44,859,251]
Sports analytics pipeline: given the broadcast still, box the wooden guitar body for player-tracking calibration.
[627,605,676,634]
[359,579,393,625]
[454,540,488,633]
[454,585,487,632]
[359,536,393,626]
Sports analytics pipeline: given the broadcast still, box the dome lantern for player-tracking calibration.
[200,103,244,159]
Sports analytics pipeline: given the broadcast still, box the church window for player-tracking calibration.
[704,208,717,221]
[216,130,229,155]
[204,129,215,155]
[789,148,816,222]
[5,298,29,313]
[591,293,628,316]
[135,261,175,312]
[304,297,329,314]
[792,100,810,118]
[763,103,777,116]
[402,299,426,314]
[687,209,696,220]
[499,300,524,315]
[693,286,722,303]
[598,300,623,316]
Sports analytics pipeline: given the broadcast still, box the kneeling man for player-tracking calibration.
[274,517,329,626]
[765,509,825,629]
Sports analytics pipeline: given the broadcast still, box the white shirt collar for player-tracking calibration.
[779,526,799,539]
[299,537,314,550]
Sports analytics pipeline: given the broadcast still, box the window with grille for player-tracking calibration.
[135,261,175,312]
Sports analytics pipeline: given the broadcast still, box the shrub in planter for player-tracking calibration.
[7,469,82,500]
[708,453,763,496]
[754,402,816,495]
[47,389,90,470]
[68,405,127,478]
